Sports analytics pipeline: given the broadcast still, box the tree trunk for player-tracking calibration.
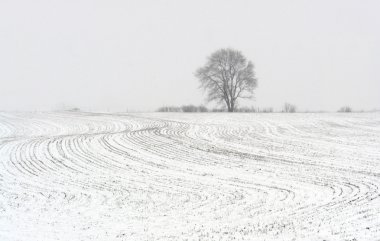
[230,101,235,112]
[226,102,233,112]
[225,98,232,112]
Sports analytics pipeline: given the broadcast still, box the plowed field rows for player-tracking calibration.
[0,112,379,240]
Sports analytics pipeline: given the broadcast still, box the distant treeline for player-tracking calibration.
[157,104,362,113]
[157,105,275,113]
[59,105,362,113]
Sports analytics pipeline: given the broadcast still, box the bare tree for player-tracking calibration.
[195,48,258,112]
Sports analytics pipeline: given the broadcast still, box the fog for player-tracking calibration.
[1,0,379,112]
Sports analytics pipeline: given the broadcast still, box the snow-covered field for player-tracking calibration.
[0,111,379,241]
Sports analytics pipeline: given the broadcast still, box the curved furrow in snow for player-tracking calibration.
[0,112,380,240]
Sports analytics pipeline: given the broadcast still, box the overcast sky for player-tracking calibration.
[0,0,379,112]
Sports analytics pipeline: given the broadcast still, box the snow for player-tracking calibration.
[0,111,380,240]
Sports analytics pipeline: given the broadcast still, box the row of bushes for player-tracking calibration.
[157,104,356,113]
[235,107,274,113]
[157,105,276,113]
[157,105,208,112]
[61,105,355,113]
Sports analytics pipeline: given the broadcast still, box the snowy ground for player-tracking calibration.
[0,111,380,241]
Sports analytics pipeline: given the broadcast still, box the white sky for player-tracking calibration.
[0,0,379,111]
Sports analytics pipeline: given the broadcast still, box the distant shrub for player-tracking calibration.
[211,108,226,112]
[198,105,208,112]
[181,105,197,112]
[157,106,182,112]
[68,107,81,112]
[157,105,208,112]
[260,107,273,113]
[338,106,352,113]
[181,105,209,112]
[283,103,297,113]
[236,107,257,112]
[224,106,275,113]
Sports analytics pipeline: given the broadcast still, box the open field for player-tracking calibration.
[0,112,380,241]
